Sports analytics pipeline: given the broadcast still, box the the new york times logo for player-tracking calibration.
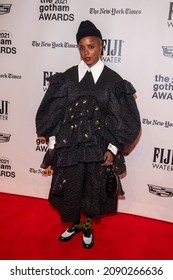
[0,4,12,15]
[153,147,173,171]
[102,39,124,63]
[0,100,9,120]
[168,2,173,27]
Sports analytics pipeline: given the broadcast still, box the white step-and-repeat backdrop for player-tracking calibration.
[1,0,173,222]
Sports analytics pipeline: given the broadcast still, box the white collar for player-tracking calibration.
[78,59,104,83]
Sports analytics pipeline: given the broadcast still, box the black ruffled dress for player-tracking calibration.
[36,65,141,222]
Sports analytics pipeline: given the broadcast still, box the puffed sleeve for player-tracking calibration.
[35,73,67,139]
[105,80,141,150]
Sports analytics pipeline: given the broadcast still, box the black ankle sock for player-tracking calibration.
[83,217,92,228]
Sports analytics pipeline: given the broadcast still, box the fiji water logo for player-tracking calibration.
[0,100,9,120]
[102,39,124,63]
[152,147,173,171]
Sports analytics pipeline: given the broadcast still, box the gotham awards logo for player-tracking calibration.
[0,30,17,54]
[38,0,74,21]
[152,74,173,100]
[30,137,52,176]
[0,157,15,178]
[36,137,47,152]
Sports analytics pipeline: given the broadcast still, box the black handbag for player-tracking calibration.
[114,152,126,175]
[106,166,125,199]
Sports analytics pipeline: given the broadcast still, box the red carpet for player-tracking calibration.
[0,192,173,260]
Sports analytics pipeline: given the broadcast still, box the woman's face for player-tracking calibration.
[78,36,102,68]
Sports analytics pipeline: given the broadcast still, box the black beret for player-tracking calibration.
[76,20,102,44]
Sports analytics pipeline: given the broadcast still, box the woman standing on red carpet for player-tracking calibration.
[36,20,141,249]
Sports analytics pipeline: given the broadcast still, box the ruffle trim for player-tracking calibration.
[112,79,136,96]
[53,145,104,167]
[47,72,64,85]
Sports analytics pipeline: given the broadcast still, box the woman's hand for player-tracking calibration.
[102,150,114,166]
